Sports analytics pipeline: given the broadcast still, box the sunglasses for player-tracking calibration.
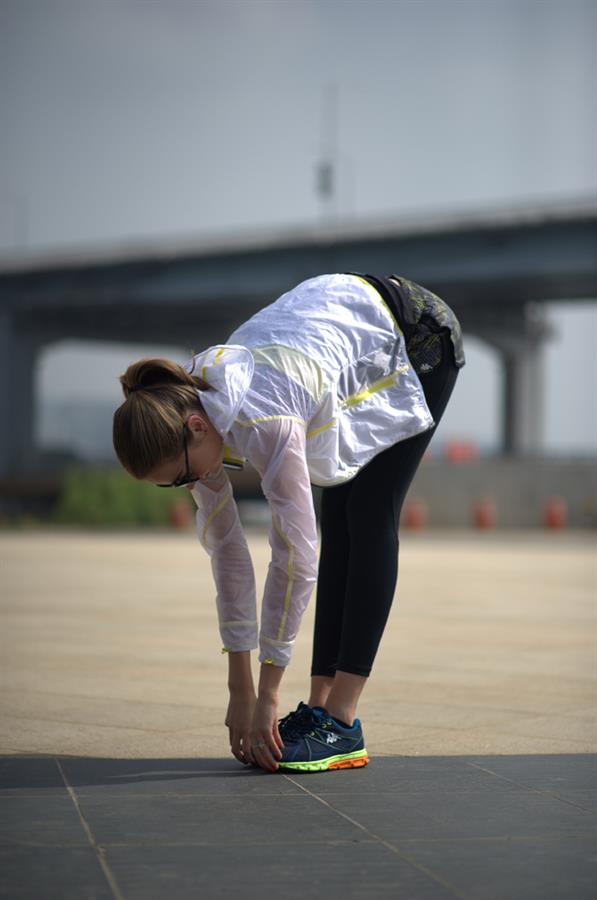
[156,423,197,488]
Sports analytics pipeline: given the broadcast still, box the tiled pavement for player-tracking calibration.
[2,530,596,897]
[1,753,596,899]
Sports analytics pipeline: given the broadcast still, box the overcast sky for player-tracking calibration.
[2,0,596,454]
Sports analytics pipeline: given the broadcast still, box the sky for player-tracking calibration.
[1,0,596,455]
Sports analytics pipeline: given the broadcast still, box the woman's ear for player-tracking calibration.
[187,412,208,434]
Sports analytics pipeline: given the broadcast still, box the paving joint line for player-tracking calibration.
[464,761,595,811]
[54,758,127,900]
[93,838,380,849]
[72,791,314,798]
[394,830,597,843]
[6,830,596,850]
[281,772,473,900]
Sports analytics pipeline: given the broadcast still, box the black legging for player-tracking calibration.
[311,331,460,678]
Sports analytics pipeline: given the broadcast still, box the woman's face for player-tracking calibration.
[147,412,224,489]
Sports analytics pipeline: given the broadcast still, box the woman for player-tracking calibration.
[113,272,465,773]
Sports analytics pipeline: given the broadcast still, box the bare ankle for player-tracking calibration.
[308,691,330,708]
[309,674,335,709]
[325,704,355,727]
[323,670,367,727]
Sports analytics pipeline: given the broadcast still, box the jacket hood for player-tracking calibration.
[184,344,254,436]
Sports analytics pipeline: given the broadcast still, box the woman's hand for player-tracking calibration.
[249,694,284,773]
[225,690,257,765]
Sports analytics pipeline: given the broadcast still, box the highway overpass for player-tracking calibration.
[0,197,595,476]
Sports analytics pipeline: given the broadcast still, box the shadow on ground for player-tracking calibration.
[1,754,596,899]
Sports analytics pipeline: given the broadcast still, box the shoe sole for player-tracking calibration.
[278,748,369,772]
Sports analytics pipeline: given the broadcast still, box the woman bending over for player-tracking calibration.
[112,272,464,773]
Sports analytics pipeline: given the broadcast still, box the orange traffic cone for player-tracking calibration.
[403,498,428,530]
[473,497,497,530]
[543,497,567,530]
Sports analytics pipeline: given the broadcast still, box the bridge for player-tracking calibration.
[0,197,596,476]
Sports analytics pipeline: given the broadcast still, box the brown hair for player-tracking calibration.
[112,357,209,479]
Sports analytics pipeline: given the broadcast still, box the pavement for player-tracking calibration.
[1,527,596,899]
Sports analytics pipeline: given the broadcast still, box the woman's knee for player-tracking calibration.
[346,492,398,547]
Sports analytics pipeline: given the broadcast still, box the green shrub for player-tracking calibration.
[54,465,194,527]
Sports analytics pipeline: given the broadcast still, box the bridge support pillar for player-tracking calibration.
[0,314,39,477]
[474,302,550,457]
[501,341,545,455]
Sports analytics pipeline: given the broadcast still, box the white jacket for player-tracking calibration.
[185,274,435,667]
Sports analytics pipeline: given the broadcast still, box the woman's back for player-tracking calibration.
[228,273,400,385]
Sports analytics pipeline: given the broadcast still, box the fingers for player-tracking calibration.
[242,730,258,767]
[250,733,282,772]
[266,732,282,762]
[274,725,284,752]
[227,718,282,773]
[252,747,276,772]
[228,726,267,769]
[239,731,258,767]
[229,728,248,766]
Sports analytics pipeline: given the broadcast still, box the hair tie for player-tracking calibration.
[129,385,143,393]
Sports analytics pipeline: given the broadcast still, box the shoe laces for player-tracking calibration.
[278,702,316,739]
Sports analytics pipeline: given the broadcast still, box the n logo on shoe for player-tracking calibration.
[325,733,340,744]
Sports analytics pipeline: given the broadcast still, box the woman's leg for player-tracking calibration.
[323,334,460,724]
[308,480,351,708]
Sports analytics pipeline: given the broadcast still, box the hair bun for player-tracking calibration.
[119,357,199,400]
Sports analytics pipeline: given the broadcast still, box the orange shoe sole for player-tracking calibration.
[328,754,369,770]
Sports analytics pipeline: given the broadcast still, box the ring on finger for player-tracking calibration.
[255,741,266,749]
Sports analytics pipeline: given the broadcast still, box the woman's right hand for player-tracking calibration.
[225,690,257,765]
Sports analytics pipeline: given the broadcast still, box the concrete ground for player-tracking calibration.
[1,528,596,899]
[1,528,595,758]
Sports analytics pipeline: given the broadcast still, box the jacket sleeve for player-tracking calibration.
[243,419,319,667]
[189,466,258,655]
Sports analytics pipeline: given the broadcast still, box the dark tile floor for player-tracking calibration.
[1,754,596,900]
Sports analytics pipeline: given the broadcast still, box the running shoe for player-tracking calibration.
[278,706,369,772]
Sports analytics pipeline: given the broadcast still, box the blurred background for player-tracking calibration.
[0,0,596,529]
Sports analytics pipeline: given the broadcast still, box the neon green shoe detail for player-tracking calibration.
[278,748,369,772]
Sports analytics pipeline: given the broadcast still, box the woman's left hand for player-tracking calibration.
[248,695,284,772]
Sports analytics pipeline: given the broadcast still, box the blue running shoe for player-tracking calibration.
[278,707,369,772]
[278,701,315,742]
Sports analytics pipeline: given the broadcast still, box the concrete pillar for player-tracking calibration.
[474,302,550,457]
[0,313,39,476]
[501,339,545,456]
